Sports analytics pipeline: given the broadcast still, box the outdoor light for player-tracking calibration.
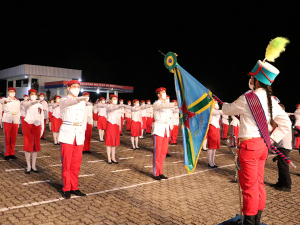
[97,89,99,94]
[81,88,83,92]
[79,79,82,81]
[25,76,27,78]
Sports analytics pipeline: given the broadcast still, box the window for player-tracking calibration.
[16,79,29,87]
[8,81,13,87]
[31,78,38,84]
[16,80,21,87]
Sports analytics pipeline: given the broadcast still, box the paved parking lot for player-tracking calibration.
[0,126,300,225]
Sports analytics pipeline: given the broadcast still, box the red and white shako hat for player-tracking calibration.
[8,87,16,92]
[127,100,131,102]
[146,99,150,102]
[141,100,145,103]
[28,89,38,94]
[67,80,80,87]
[119,99,123,101]
[155,87,166,93]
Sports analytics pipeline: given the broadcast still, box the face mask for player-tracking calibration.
[40,97,44,100]
[249,78,254,90]
[101,101,105,104]
[165,99,170,103]
[161,93,166,99]
[24,97,28,101]
[56,99,60,103]
[30,95,37,101]
[214,104,219,110]
[135,103,139,106]
[120,101,123,105]
[84,96,89,101]
[9,92,15,97]
[51,101,54,104]
[112,100,117,105]
[70,88,79,97]
[128,103,131,105]
[142,103,145,106]
[147,102,150,105]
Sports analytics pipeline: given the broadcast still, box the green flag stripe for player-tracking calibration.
[188,95,212,114]
[184,126,194,170]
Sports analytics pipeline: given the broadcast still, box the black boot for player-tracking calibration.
[243,215,255,225]
[255,210,263,225]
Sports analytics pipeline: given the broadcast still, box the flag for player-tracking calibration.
[173,65,214,173]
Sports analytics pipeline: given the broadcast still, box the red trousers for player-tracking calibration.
[294,126,300,149]
[221,124,229,139]
[153,131,169,176]
[3,122,18,156]
[61,139,83,192]
[207,124,220,149]
[126,117,131,131]
[146,117,153,134]
[41,119,47,138]
[83,124,93,151]
[170,125,179,144]
[120,117,124,134]
[238,137,268,216]
[23,121,41,152]
[231,125,239,146]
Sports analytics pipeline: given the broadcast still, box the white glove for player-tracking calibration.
[31,100,40,105]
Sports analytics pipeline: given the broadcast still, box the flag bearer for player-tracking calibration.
[0,87,20,160]
[39,93,48,140]
[152,87,175,180]
[59,80,88,199]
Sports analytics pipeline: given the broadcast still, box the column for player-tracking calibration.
[106,90,109,101]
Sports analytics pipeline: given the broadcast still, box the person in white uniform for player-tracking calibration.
[48,99,54,131]
[39,93,48,140]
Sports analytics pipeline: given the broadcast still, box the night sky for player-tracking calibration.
[0,1,299,112]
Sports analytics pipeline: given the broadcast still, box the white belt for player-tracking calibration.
[155,120,169,125]
[63,121,82,126]
[5,111,18,116]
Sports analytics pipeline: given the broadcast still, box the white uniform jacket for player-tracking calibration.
[146,105,153,118]
[172,107,180,126]
[287,109,300,127]
[106,104,126,131]
[23,101,45,134]
[125,106,132,118]
[151,100,175,137]
[131,106,142,123]
[58,95,87,145]
[222,88,291,143]
[52,104,61,119]
[40,100,48,120]
[97,103,107,118]
[230,116,240,127]
[210,109,223,129]
[221,115,229,125]
[0,97,20,124]
[20,100,28,117]
[49,103,54,113]
[119,104,125,118]
[273,112,292,150]
[85,103,93,125]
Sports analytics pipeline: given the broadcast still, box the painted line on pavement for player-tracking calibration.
[0,164,235,212]
[122,149,134,152]
[23,180,51,185]
[145,155,152,157]
[112,169,131,173]
[88,160,104,163]
[5,168,25,171]
[79,174,95,177]
[144,166,153,168]
[37,156,51,159]
[50,164,62,167]
[172,161,184,164]
[119,157,134,160]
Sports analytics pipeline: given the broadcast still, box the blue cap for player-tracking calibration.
[249,60,279,86]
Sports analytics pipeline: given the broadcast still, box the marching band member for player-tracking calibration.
[48,99,54,131]
[22,89,44,174]
[97,97,107,142]
[288,104,300,149]
[165,95,173,157]
[125,100,132,131]
[105,94,126,164]
[146,100,153,134]
[170,100,180,145]
[39,93,48,140]
[221,114,229,140]
[20,94,29,134]
[59,80,88,199]
[230,116,240,147]
[83,92,93,154]
[52,95,62,145]
[152,87,175,180]
[93,101,98,128]
[119,99,125,136]
[0,87,20,160]
[207,103,222,168]
[131,99,142,149]
[222,59,291,224]
[139,100,147,139]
